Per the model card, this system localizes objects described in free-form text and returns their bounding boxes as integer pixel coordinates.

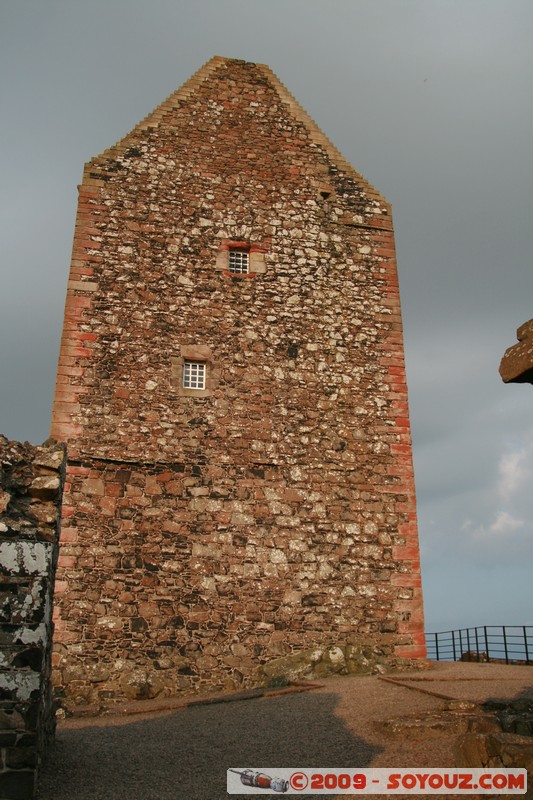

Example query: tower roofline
[88,56,390,210]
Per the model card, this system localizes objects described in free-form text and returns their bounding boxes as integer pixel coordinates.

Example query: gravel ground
[37,662,533,800]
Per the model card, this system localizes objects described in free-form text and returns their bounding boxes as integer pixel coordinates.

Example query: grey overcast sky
[1,0,532,634]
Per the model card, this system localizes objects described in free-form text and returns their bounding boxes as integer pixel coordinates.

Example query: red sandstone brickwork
[51,57,425,707]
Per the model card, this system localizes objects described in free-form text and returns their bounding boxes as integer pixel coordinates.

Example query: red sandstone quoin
[50,56,425,707]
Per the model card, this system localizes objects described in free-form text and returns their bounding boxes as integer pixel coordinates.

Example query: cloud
[459,431,533,559]
[461,510,530,546]
[498,434,533,501]
[419,425,533,575]
[487,511,526,537]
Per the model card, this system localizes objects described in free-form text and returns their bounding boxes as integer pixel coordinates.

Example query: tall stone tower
[51,57,425,707]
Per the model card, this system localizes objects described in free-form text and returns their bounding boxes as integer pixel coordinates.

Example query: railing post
[466,628,472,658]
[503,626,509,664]
[474,627,480,661]
[484,626,490,662]
[452,629,457,661]
[435,632,439,661]
[524,626,530,665]
[459,629,464,659]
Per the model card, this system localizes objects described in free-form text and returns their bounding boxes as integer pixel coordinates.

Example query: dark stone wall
[0,436,65,799]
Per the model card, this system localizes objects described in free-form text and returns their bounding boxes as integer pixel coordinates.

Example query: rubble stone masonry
[50,57,425,709]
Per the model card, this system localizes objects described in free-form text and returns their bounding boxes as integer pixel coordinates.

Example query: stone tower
[50,57,425,707]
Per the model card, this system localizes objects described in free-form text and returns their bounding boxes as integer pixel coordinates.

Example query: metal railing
[425,625,533,664]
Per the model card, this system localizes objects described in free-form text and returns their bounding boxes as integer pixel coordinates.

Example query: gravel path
[37,663,533,800]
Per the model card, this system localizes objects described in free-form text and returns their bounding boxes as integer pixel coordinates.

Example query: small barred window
[228,249,249,274]
[183,361,206,390]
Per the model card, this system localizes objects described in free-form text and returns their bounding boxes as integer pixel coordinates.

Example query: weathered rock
[259,642,391,684]
[500,319,533,383]
[118,668,166,701]
[381,711,499,741]
[456,730,533,772]
[454,694,533,797]
[0,491,11,513]
[28,477,60,501]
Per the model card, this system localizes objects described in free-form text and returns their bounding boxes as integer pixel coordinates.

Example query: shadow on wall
[37,691,383,800]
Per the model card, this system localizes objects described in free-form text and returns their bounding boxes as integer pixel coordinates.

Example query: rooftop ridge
[86,57,389,208]
[88,56,228,166]
[254,61,389,207]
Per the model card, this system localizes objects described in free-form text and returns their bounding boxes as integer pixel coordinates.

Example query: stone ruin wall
[500,319,533,384]
[50,57,425,710]
[0,436,65,800]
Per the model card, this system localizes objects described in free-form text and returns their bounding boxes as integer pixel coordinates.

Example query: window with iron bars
[228,249,249,274]
[183,361,206,390]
